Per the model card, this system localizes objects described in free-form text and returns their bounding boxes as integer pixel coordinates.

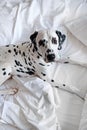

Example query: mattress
[0,0,87,130]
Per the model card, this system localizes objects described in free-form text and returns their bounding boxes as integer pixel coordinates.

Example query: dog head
[30,30,66,63]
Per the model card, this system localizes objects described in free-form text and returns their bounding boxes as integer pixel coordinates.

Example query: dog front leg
[0,63,12,86]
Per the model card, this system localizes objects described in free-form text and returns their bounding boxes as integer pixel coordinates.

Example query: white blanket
[0,0,87,130]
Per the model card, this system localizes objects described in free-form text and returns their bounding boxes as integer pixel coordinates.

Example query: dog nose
[47,54,55,62]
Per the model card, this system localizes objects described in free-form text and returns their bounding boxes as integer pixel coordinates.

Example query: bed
[0,0,87,130]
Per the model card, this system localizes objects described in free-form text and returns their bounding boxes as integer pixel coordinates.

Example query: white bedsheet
[0,0,87,130]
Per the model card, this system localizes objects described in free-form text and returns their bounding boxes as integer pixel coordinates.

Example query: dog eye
[52,37,57,44]
[39,39,47,47]
[42,39,48,44]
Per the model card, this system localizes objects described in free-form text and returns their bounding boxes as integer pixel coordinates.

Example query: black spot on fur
[22,42,27,46]
[26,71,34,75]
[52,37,57,44]
[15,60,23,67]
[46,49,51,53]
[16,69,21,72]
[63,84,66,86]
[37,56,40,59]
[8,50,11,53]
[17,75,22,77]
[51,79,54,82]
[47,64,50,66]
[30,44,32,48]
[3,72,6,75]
[24,58,27,65]
[19,68,23,71]
[14,48,16,51]
[2,68,6,71]
[13,45,16,47]
[26,70,35,75]
[16,69,24,73]
[38,52,42,57]
[22,52,25,57]
[6,45,9,47]
[39,39,46,47]
[33,61,36,63]
[14,48,18,55]
[19,50,21,54]
[55,86,59,88]
[32,66,35,69]
[39,63,45,66]
[33,48,35,53]
[8,73,11,75]
[21,70,25,73]
[26,68,35,75]
[27,68,30,71]
[41,72,46,76]
[28,62,32,66]
[28,57,31,61]
[64,61,69,64]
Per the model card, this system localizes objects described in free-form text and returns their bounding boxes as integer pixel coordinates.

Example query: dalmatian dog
[0,30,66,95]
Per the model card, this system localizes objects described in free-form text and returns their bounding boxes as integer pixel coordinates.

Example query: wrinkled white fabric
[1,77,60,130]
[79,94,87,130]
[0,0,87,130]
[66,16,87,46]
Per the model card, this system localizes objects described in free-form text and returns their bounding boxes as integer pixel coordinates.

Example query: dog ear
[56,30,66,50]
[30,31,38,43]
[56,30,66,43]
